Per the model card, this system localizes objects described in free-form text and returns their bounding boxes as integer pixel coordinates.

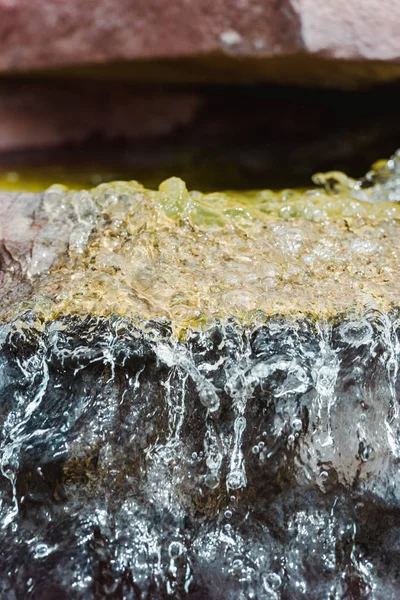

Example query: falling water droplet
[227,415,247,489]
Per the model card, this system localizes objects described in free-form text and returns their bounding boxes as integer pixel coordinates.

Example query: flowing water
[2,154,400,598]
[1,311,400,599]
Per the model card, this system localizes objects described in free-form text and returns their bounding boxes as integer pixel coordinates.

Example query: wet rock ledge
[2,155,400,598]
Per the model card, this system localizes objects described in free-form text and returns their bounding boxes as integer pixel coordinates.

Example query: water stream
[2,153,400,597]
[0,311,400,598]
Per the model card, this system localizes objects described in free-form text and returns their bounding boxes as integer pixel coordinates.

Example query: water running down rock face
[2,154,400,598]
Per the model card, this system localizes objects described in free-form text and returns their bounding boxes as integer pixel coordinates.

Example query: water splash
[0,310,400,597]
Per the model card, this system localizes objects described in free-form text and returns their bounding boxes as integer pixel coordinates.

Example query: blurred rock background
[1,0,400,189]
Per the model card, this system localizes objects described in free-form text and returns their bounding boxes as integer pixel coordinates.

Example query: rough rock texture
[0,0,400,86]
[2,156,400,598]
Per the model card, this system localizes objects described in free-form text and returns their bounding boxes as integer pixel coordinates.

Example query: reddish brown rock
[0,80,203,152]
[0,0,399,85]
[0,0,300,70]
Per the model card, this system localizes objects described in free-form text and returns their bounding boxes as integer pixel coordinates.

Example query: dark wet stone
[1,311,400,598]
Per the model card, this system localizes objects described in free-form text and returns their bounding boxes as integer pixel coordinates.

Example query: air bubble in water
[33,543,52,559]
[263,572,282,593]
[359,442,375,462]
[292,418,302,432]
[168,541,184,558]
[340,320,373,347]
[204,473,220,489]
[227,469,246,490]
[199,386,220,412]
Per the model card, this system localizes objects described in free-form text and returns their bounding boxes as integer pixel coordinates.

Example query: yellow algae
[3,159,400,335]
[0,168,120,192]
